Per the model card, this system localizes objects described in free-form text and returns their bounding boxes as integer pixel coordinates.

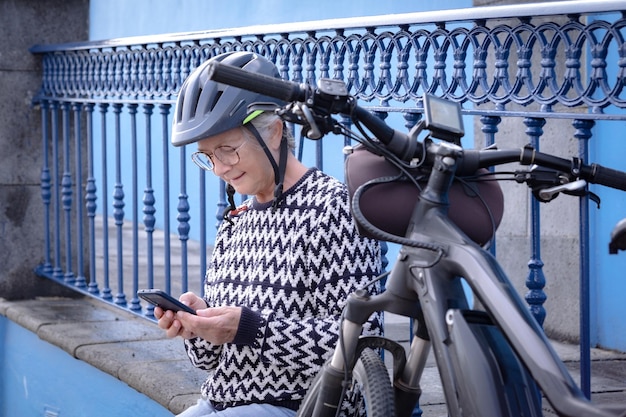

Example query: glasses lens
[213,146,240,166]
[191,152,214,171]
[191,141,245,171]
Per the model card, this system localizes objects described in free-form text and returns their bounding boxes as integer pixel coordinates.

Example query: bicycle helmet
[172,51,289,213]
[171,51,284,147]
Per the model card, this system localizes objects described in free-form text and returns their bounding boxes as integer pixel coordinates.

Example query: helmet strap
[221,183,237,225]
[272,137,289,212]
[244,123,288,211]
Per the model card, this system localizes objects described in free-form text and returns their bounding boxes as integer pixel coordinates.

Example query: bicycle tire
[297,348,395,417]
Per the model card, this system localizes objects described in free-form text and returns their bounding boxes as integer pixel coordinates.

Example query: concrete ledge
[3,296,626,416]
[0,296,204,414]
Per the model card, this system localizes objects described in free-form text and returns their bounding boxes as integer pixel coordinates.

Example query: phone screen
[138,289,196,315]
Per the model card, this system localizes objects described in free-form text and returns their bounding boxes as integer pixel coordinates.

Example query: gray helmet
[171,51,283,147]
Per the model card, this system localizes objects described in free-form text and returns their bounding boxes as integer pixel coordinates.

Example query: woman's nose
[211,158,231,177]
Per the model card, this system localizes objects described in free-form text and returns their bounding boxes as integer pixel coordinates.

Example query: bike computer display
[423,94,465,143]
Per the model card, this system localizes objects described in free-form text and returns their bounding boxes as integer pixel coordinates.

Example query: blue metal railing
[30,0,626,401]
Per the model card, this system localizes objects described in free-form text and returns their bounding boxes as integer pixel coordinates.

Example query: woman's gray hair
[247,112,296,152]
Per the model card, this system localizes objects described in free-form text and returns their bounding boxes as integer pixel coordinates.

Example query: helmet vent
[175,84,186,123]
[189,86,202,118]
[208,90,223,114]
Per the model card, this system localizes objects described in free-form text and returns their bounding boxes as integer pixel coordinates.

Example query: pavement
[1,295,625,416]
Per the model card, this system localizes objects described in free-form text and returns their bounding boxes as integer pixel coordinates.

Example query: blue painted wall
[587,13,626,350]
[590,126,626,350]
[89,0,470,40]
[0,316,172,417]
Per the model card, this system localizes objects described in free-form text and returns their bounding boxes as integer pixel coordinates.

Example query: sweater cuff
[232,306,262,346]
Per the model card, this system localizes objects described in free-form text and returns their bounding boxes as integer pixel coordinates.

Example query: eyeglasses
[191,139,248,171]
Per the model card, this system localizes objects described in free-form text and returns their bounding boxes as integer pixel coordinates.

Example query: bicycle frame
[321,141,610,417]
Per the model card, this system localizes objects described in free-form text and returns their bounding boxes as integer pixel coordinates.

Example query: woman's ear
[266,119,284,150]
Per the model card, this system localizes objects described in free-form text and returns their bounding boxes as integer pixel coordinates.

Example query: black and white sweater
[184,168,382,410]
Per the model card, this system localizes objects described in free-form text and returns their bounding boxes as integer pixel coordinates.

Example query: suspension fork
[393,322,432,417]
[309,316,363,417]
[311,290,372,417]
[311,282,424,416]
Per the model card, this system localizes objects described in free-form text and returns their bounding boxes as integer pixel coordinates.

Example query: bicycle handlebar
[208,60,308,102]
[206,61,626,192]
[459,148,626,191]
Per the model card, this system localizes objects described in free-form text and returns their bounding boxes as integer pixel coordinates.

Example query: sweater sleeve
[232,306,263,345]
[184,337,223,371]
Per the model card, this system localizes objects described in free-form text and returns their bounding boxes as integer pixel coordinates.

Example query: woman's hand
[154,292,206,339]
[176,306,242,345]
[154,292,241,345]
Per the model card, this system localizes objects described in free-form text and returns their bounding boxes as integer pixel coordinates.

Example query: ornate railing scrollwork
[32,5,626,113]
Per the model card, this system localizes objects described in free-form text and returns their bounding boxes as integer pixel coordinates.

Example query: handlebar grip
[206,61,306,103]
[587,163,626,191]
[353,106,417,160]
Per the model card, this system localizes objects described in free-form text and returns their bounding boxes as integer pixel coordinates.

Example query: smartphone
[137,289,196,315]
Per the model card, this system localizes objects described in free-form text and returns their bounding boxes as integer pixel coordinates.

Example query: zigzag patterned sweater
[184,168,382,410]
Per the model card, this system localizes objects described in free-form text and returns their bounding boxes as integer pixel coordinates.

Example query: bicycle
[206,61,626,417]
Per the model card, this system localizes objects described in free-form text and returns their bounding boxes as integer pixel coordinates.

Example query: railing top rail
[30,0,626,53]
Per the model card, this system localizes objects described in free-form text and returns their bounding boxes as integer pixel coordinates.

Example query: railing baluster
[99,103,112,301]
[524,116,548,407]
[524,117,548,327]
[142,103,156,316]
[128,103,141,311]
[574,118,595,399]
[178,147,190,294]
[39,100,53,276]
[51,102,63,282]
[216,181,227,232]
[61,102,75,285]
[73,103,87,289]
[159,103,172,294]
[85,103,99,295]
[112,103,126,306]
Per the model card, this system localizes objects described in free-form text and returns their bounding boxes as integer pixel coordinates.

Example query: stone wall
[472,0,583,341]
[0,0,89,299]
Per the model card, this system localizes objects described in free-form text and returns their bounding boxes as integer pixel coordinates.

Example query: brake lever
[300,104,322,139]
[537,179,587,200]
[515,167,602,207]
[277,102,338,140]
[515,167,568,200]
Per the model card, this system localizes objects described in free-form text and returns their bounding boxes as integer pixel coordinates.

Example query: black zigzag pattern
[185,168,383,405]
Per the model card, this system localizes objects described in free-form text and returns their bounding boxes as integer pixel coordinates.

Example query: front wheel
[297,348,395,417]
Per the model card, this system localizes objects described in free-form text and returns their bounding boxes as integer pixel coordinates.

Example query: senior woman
[155,51,382,417]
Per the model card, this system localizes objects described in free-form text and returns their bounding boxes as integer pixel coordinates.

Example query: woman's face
[196,127,276,203]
